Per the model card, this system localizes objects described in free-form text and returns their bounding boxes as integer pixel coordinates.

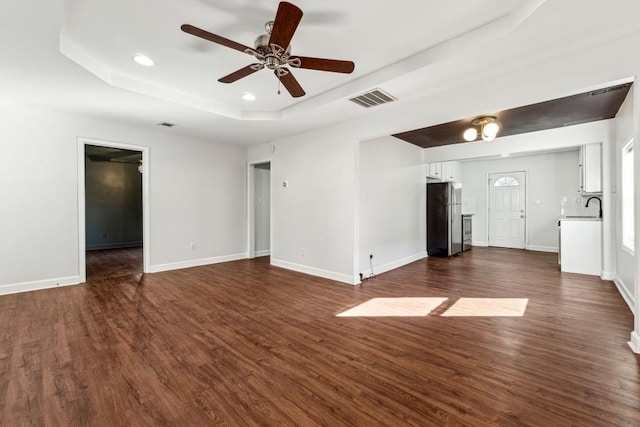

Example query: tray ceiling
[59,0,535,120]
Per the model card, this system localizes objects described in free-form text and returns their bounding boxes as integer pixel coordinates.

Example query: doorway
[488,171,526,249]
[248,161,271,258]
[78,138,150,282]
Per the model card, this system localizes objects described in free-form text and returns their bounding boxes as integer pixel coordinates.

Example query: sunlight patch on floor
[441,298,529,317]
[336,297,448,317]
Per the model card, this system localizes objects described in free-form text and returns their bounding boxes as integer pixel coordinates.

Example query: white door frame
[247,159,272,259]
[486,170,528,249]
[77,137,150,283]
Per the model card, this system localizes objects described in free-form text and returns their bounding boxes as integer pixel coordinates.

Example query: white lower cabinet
[560,220,602,275]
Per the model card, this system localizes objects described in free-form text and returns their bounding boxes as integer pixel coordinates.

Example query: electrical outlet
[301,248,305,257]
[101,232,108,239]
[190,242,196,250]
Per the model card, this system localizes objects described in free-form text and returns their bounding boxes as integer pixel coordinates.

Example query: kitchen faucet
[585,196,602,218]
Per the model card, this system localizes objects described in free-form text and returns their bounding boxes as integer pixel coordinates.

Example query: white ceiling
[2,0,640,146]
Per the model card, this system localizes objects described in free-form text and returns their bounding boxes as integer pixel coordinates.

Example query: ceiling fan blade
[268,2,303,49]
[181,24,252,54]
[276,70,305,98]
[293,56,355,74]
[219,65,262,83]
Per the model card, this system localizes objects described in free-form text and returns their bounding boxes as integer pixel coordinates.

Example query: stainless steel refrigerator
[427,182,462,257]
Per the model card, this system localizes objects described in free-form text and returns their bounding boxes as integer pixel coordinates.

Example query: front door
[488,171,526,249]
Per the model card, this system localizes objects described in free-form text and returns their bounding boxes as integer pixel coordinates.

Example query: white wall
[0,100,247,294]
[614,85,635,308]
[248,137,359,285]
[359,136,427,278]
[459,150,580,251]
[254,164,271,255]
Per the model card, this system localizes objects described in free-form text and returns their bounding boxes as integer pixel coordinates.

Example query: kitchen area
[558,143,603,276]
[425,161,470,258]
[425,142,605,277]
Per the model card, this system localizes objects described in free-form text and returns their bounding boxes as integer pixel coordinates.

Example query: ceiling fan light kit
[181,2,355,98]
[464,116,501,141]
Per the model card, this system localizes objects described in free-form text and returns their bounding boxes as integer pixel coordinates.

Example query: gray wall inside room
[85,146,142,250]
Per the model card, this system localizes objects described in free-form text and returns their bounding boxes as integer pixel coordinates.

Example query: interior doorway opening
[78,138,150,282]
[248,161,271,259]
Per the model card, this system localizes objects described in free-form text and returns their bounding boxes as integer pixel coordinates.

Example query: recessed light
[242,92,256,101]
[132,54,154,67]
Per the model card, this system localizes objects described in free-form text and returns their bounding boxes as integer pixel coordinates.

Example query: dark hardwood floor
[1,248,638,426]
[85,247,143,281]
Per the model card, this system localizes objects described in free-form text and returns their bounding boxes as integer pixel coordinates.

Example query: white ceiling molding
[60,35,248,120]
[3,0,640,145]
[59,0,542,121]
[281,0,547,120]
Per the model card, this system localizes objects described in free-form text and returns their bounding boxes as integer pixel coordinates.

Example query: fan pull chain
[277,74,281,95]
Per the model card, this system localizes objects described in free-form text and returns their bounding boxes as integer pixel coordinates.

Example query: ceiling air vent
[588,88,607,97]
[349,88,397,108]
[588,84,629,97]
[606,84,629,93]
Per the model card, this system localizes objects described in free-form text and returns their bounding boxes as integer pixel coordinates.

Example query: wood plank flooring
[85,247,143,281]
[1,248,638,426]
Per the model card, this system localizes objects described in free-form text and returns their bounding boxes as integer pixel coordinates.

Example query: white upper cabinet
[427,161,461,182]
[427,162,442,179]
[579,143,602,194]
[447,161,461,182]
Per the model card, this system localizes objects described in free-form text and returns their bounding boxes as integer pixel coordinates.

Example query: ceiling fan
[181,1,355,98]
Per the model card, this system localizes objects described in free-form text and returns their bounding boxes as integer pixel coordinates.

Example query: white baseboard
[526,245,558,253]
[255,250,271,257]
[629,331,640,354]
[601,271,615,281]
[472,240,488,247]
[87,242,142,250]
[360,252,428,280]
[0,276,81,296]
[270,259,356,285]
[613,277,635,312]
[148,252,248,273]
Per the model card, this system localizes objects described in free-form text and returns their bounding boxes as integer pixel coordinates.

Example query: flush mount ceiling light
[463,116,501,142]
[242,92,256,101]
[132,54,154,67]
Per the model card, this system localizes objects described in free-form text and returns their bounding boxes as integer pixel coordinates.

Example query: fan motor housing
[254,34,271,53]
[254,34,291,56]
